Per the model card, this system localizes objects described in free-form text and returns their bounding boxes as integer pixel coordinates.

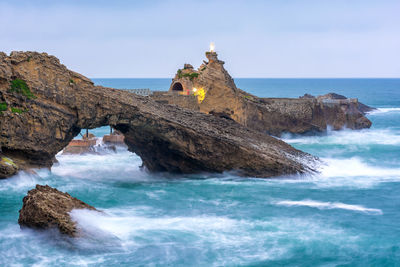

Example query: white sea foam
[320,157,400,178]
[275,199,382,215]
[51,149,146,181]
[70,209,239,240]
[299,157,400,188]
[283,128,400,146]
[368,107,400,114]
[0,171,42,192]
[68,208,359,265]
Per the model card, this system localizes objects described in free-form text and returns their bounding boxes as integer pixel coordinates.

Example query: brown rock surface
[0,51,315,178]
[18,184,97,236]
[0,156,18,178]
[155,51,373,136]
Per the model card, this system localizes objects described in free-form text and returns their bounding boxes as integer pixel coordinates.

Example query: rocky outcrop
[0,156,18,178]
[18,184,97,237]
[0,51,315,178]
[154,51,373,136]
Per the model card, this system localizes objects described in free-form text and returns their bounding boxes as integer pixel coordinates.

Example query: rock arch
[171,82,184,91]
[0,51,314,178]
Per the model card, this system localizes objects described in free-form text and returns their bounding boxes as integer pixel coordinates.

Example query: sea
[1,78,399,266]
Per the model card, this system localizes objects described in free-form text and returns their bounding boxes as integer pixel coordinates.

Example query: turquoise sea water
[1,78,400,266]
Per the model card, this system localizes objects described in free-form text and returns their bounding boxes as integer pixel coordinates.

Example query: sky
[0,0,399,78]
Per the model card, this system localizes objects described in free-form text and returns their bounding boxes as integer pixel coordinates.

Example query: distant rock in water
[0,51,315,178]
[315,92,375,115]
[152,51,374,136]
[18,185,97,237]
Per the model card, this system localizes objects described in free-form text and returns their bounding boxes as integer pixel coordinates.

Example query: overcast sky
[1,0,399,78]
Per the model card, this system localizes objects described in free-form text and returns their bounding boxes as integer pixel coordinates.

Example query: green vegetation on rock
[0,102,7,112]
[69,79,75,84]
[10,79,36,99]
[182,72,199,80]
[11,107,24,114]
[177,70,199,80]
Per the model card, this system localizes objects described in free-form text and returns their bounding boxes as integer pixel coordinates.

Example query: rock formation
[153,51,373,136]
[0,51,315,178]
[0,156,18,178]
[18,184,97,237]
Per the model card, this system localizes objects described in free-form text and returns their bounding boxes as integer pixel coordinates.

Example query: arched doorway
[171,82,183,91]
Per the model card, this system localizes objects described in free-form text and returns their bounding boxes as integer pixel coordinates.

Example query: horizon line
[90,77,400,79]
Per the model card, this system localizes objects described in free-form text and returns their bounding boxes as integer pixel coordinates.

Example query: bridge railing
[125,88,153,96]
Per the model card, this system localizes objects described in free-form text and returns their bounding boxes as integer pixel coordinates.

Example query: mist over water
[1,79,400,266]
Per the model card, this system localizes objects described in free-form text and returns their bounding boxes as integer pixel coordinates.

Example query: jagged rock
[300,93,315,99]
[358,102,375,114]
[0,156,18,178]
[316,92,375,114]
[0,51,315,178]
[318,93,347,100]
[153,51,373,136]
[18,184,97,237]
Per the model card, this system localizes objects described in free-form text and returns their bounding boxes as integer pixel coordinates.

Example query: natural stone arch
[171,82,183,91]
[0,51,313,178]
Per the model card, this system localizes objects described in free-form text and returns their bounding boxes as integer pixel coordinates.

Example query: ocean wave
[52,149,145,181]
[275,199,382,215]
[368,107,400,114]
[320,157,400,178]
[283,128,400,146]
[68,208,359,265]
[0,171,42,192]
[70,209,239,239]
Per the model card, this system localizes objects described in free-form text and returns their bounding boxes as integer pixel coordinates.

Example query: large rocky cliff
[153,52,372,136]
[0,51,315,178]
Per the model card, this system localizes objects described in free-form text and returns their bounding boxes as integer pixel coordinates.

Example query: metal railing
[125,88,152,96]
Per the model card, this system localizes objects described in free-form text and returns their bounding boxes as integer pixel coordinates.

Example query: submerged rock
[18,185,97,237]
[0,51,315,178]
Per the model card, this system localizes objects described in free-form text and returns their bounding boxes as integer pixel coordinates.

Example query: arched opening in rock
[62,126,131,156]
[171,82,184,91]
[54,126,145,180]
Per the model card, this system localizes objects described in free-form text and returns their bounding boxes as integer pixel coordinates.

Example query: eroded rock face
[0,51,315,178]
[18,185,96,236]
[156,52,373,136]
[0,156,18,178]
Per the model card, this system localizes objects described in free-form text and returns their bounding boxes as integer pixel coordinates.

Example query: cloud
[0,0,399,77]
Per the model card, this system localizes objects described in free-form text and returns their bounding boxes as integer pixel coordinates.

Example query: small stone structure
[62,139,97,154]
[169,63,197,95]
[103,131,125,146]
[168,51,225,96]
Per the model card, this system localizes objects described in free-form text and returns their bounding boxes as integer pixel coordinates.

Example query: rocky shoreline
[152,51,373,136]
[0,51,316,179]
[0,50,376,237]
